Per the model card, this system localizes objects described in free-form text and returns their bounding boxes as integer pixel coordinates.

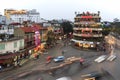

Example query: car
[56,77,72,80]
[94,55,107,63]
[81,71,102,80]
[53,56,65,62]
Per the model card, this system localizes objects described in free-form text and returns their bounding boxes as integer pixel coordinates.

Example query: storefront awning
[0,53,16,59]
[0,59,13,64]
[0,60,5,63]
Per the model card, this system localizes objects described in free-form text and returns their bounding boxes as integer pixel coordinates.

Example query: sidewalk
[19,58,30,66]
[0,58,30,72]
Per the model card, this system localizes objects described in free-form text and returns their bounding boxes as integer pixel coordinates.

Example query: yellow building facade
[4,9,27,20]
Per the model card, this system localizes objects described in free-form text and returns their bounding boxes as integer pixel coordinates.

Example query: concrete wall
[0,39,24,54]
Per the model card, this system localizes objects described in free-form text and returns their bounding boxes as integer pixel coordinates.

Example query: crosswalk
[94,54,117,63]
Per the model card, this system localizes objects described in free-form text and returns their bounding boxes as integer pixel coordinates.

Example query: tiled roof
[9,22,21,25]
[32,24,48,30]
[20,24,48,32]
[0,53,16,60]
[20,27,34,32]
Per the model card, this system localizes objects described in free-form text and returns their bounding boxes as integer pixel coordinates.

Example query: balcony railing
[75,16,101,18]
[74,28,102,31]
[74,22,101,25]
[73,33,102,37]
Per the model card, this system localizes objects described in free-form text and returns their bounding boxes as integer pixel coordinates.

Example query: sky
[0,0,120,21]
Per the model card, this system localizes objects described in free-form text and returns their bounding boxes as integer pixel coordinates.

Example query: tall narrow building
[72,11,103,49]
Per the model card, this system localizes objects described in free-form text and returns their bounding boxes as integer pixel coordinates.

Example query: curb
[0,67,14,73]
[0,58,31,73]
[19,59,29,66]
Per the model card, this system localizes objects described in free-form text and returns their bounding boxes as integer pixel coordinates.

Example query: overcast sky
[0,0,120,21]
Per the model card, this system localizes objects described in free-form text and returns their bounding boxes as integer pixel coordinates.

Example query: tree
[111,21,120,34]
[102,27,111,36]
[113,18,119,22]
[46,30,56,46]
[61,21,73,35]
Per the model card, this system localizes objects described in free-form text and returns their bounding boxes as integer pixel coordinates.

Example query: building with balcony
[0,14,6,25]
[0,37,24,68]
[14,24,48,58]
[14,26,36,56]
[72,11,103,49]
[0,25,14,41]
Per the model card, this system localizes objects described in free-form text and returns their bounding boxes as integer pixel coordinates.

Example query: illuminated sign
[81,16,92,18]
[32,26,41,46]
[34,31,40,46]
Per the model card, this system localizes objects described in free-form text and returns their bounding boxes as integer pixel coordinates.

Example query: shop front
[71,39,97,49]
[0,54,16,68]
[31,43,47,59]
[0,59,13,68]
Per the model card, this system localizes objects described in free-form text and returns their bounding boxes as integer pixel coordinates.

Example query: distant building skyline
[0,0,120,22]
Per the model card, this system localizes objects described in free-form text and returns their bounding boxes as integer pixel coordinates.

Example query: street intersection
[0,40,119,80]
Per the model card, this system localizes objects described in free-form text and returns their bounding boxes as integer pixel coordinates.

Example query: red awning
[0,53,16,59]
[0,60,5,63]
[81,16,92,18]
[46,56,52,61]
[0,59,13,64]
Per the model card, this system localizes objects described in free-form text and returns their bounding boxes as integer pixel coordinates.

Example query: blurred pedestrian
[103,47,106,52]
[0,65,2,70]
[79,58,84,66]
[36,54,39,59]
[46,56,53,64]
[38,78,43,80]
[62,50,64,55]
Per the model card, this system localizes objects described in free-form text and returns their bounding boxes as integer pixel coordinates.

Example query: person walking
[62,50,64,55]
[0,65,2,71]
[79,58,84,66]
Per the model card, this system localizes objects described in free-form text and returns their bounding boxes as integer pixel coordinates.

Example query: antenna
[75,12,77,15]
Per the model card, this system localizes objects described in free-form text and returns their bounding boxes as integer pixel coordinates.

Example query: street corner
[19,59,29,66]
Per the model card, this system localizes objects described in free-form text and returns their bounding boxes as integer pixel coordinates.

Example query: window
[14,42,17,48]
[20,41,23,47]
[0,43,5,50]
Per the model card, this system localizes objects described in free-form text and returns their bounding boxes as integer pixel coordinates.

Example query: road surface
[0,40,118,80]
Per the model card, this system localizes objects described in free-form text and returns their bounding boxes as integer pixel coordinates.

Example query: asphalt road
[0,40,117,80]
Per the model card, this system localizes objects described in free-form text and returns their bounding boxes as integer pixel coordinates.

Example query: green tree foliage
[113,18,119,22]
[46,30,56,45]
[102,27,111,36]
[102,21,120,35]
[101,22,112,36]
[61,21,73,35]
[111,22,120,34]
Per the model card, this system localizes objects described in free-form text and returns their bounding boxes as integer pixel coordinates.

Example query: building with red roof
[14,23,48,58]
